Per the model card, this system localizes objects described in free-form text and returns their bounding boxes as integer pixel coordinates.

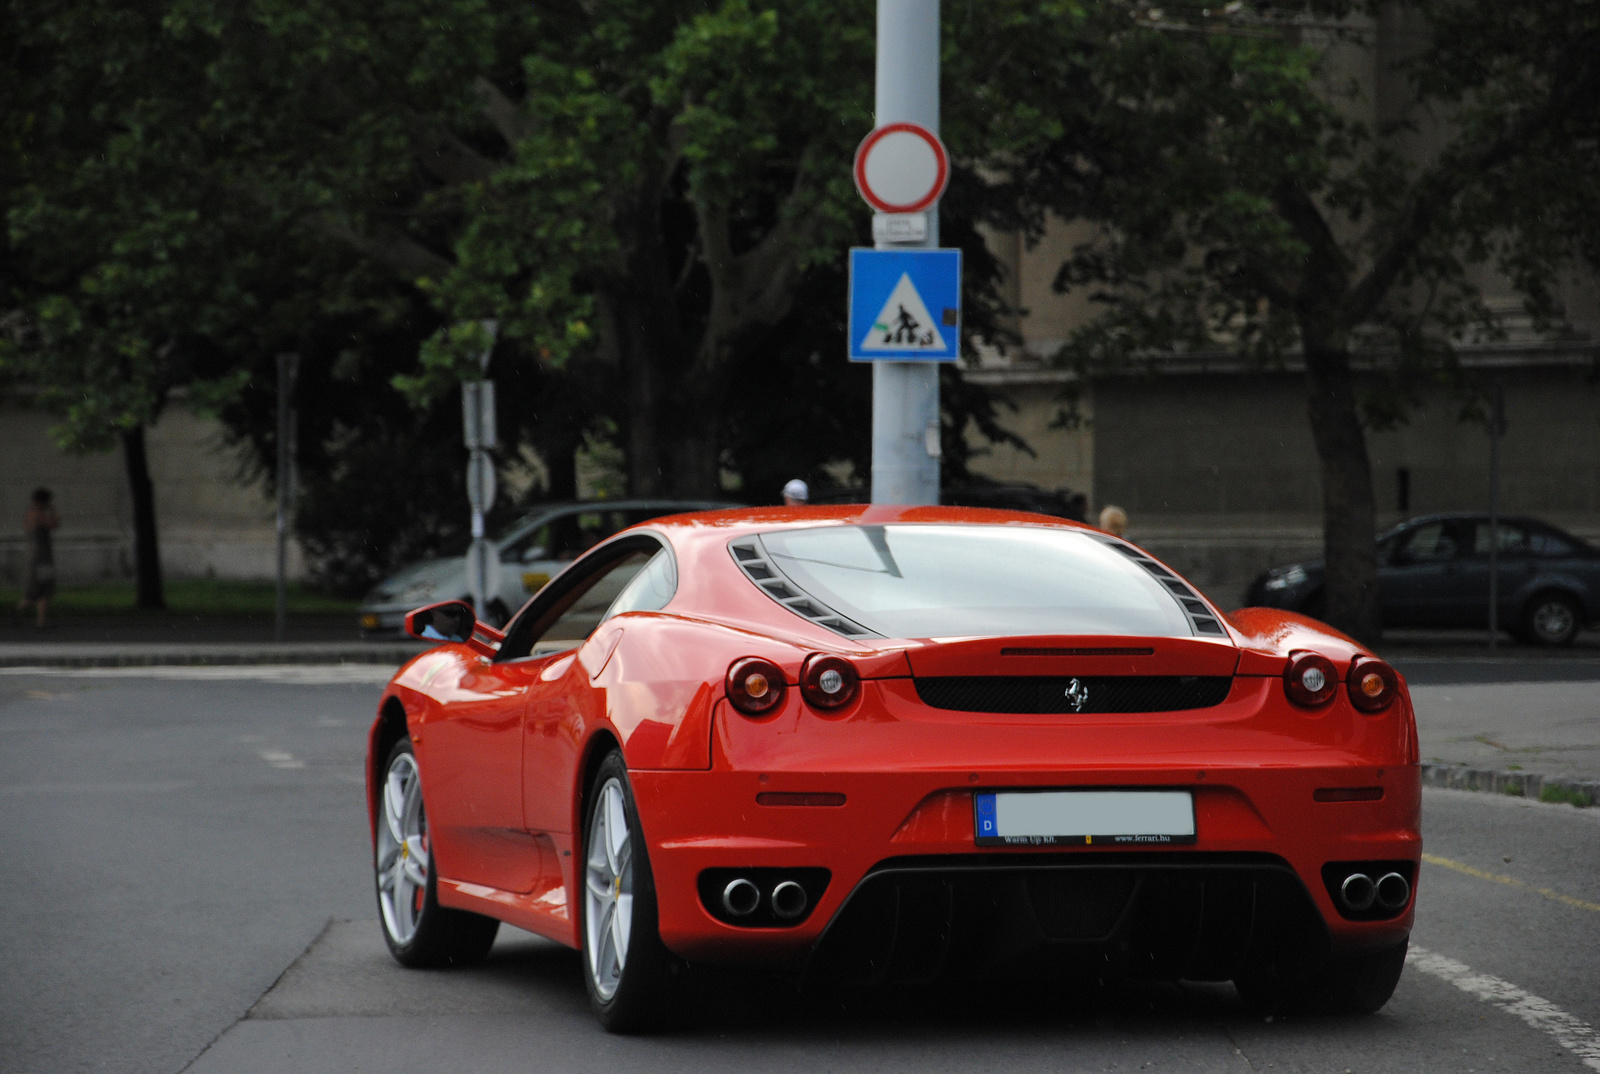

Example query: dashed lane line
[1408,946,1600,1072]
[257,749,306,770]
[1423,852,1600,914]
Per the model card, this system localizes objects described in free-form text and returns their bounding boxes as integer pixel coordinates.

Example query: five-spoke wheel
[581,750,674,1031]
[374,738,498,968]
[377,749,429,945]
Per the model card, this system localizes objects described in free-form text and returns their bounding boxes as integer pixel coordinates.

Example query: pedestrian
[17,487,59,628]
[1098,504,1128,538]
[782,479,809,507]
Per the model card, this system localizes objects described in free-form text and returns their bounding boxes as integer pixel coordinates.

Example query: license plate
[974,790,1195,846]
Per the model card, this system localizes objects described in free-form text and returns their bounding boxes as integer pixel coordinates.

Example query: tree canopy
[1002,0,1600,640]
[7,0,1596,622]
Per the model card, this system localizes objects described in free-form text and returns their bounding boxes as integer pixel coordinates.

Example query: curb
[0,647,423,669]
[1421,762,1598,808]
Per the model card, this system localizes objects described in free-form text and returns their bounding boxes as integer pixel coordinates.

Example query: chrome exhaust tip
[1340,872,1377,912]
[770,880,808,920]
[722,877,761,916]
[1376,871,1411,911]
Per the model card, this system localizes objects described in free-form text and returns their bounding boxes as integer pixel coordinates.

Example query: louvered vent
[728,539,877,638]
[1103,540,1226,637]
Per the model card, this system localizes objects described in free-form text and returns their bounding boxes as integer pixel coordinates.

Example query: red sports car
[367,506,1420,1031]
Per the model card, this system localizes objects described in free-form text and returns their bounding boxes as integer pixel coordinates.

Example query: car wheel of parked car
[1234,940,1407,1015]
[375,739,499,968]
[582,750,675,1032]
[1519,592,1582,646]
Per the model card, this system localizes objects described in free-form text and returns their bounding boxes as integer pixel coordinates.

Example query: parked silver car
[357,500,731,635]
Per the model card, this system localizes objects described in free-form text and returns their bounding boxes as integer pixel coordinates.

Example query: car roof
[639,503,1103,544]
[495,499,736,542]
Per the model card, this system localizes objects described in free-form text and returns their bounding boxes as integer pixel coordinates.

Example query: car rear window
[749,524,1198,639]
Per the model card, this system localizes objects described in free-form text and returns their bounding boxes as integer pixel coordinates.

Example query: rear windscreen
[752,524,1197,638]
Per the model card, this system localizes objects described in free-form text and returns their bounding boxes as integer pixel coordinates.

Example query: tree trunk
[120,426,165,610]
[1301,339,1380,644]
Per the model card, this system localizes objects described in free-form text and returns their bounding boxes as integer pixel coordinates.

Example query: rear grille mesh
[915,675,1232,714]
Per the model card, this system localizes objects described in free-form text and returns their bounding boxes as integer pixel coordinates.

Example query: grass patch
[1539,784,1594,809]
[1503,784,1525,797]
[2,580,357,617]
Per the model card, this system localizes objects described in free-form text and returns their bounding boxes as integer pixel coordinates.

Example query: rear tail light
[726,657,787,716]
[1283,651,1338,707]
[800,655,859,710]
[1347,657,1399,712]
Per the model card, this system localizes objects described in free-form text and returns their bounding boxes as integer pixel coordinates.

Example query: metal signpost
[1487,381,1507,649]
[853,0,952,506]
[463,322,499,622]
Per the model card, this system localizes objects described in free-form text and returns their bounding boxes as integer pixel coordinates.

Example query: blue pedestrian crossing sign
[848,247,961,362]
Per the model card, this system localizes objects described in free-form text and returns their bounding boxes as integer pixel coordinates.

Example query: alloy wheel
[1531,599,1577,644]
[584,777,634,1001]
[376,751,430,945]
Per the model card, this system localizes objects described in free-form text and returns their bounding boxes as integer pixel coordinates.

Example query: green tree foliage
[154,0,1035,500]
[1003,0,1600,641]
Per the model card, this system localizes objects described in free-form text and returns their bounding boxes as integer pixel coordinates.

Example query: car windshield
[752,524,1196,638]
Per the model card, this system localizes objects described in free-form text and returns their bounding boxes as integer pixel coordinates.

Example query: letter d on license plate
[974,790,1196,846]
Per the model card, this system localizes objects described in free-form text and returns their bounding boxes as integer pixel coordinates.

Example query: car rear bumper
[630,759,1420,973]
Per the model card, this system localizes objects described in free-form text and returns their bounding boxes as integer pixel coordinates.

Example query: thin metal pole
[275,353,298,643]
[1487,380,1504,649]
[870,0,941,506]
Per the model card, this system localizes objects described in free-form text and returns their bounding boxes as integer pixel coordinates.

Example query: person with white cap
[782,479,809,506]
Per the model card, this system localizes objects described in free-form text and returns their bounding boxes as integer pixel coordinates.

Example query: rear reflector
[756,792,847,807]
[1314,786,1384,802]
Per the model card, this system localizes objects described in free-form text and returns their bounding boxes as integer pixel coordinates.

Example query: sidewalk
[0,614,425,667]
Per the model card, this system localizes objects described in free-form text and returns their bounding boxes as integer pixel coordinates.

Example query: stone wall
[0,403,300,586]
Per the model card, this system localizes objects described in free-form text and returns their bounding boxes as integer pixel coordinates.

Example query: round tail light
[801,655,860,710]
[726,657,787,717]
[1347,657,1399,712]
[1284,651,1338,707]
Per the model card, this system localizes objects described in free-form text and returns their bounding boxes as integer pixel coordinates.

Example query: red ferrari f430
[366,507,1420,1031]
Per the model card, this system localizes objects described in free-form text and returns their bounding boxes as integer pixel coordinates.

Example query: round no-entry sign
[854,122,949,215]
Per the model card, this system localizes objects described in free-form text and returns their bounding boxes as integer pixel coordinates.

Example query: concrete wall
[0,403,300,586]
[1083,363,1600,604]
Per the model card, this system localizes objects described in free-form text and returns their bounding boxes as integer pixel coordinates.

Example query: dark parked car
[1245,513,1600,646]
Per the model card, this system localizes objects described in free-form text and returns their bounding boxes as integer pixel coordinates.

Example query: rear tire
[581,750,677,1033]
[1518,592,1582,647]
[1234,939,1407,1015]
[375,738,500,968]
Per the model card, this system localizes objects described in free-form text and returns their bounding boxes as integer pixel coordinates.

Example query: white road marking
[257,749,306,770]
[0,665,398,685]
[1408,945,1600,1071]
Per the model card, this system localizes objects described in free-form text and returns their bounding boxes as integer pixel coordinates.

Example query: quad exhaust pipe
[1338,870,1410,913]
[720,876,810,919]
[722,878,761,916]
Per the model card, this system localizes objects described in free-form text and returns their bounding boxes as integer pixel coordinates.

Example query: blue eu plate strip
[975,792,998,839]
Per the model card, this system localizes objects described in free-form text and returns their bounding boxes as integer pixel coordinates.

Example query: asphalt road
[3,668,1598,1074]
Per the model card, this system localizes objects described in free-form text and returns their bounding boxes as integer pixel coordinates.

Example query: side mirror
[521,545,549,563]
[405,600,476,643]
[404,600,504,656]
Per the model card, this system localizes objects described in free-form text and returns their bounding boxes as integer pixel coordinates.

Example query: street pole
[1487,380,1506,649]
[870,0,941,506]
[275,352,299,644]
[464,322,498,622]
